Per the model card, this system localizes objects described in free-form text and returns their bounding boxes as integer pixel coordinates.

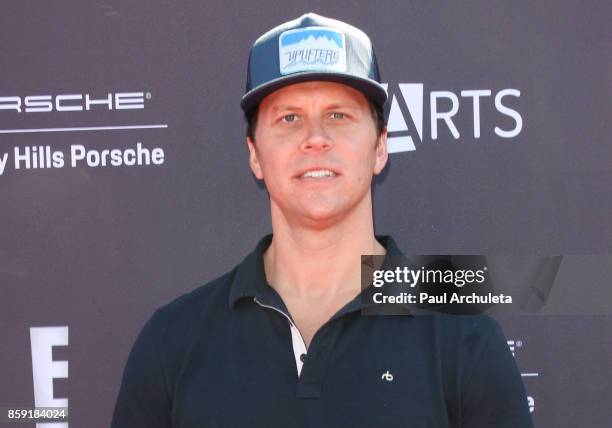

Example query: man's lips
[293,167,340,179]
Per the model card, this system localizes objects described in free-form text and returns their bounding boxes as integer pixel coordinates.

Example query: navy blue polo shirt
[111,234,533,428]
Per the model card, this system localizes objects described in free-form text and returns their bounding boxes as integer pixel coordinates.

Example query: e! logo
[30,326,69,428]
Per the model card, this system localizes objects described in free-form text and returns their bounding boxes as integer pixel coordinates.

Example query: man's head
[241,13,388,227]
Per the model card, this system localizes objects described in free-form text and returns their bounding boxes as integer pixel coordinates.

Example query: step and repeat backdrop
[1,1,610,427]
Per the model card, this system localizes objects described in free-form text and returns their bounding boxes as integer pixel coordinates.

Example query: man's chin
[295,206,347,229]
[271,195,365,229]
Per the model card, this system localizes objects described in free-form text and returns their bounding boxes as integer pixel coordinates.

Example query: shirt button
[300,353,306,362]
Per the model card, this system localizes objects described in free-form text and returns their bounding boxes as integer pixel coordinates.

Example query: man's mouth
[299,169,337,179]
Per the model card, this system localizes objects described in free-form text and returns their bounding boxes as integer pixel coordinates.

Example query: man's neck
[263,202,386,300]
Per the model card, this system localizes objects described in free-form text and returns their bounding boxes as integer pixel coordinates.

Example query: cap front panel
[278,26,347,75]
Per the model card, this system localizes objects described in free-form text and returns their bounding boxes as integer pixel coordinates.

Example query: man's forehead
[261,81,368,110]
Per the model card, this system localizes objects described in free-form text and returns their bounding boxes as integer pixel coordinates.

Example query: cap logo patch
[278,26,347,75]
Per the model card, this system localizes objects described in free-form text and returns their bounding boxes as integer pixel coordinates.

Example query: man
[111,12,533,427]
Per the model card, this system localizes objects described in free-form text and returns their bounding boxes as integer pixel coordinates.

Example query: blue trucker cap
[240,12,387,113]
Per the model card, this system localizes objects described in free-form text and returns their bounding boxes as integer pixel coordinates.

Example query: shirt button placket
[295,323,340,399]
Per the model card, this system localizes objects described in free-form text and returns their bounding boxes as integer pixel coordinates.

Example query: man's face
[246,81,388,227]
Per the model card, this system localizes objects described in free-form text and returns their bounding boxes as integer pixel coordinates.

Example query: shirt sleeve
[111,311,172,428]
[460,318,534,428]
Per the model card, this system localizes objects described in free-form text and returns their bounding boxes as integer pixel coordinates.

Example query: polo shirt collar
[228,233,410,317]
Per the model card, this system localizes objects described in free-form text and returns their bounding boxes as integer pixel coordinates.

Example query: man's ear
[373,128,388,175]
[246,137,264,180]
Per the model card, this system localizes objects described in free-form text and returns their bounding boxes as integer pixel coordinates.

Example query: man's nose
[299,119,333,153]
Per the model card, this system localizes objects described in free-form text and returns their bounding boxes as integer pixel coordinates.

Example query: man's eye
[281,114,297,123]
[330,112,345,119]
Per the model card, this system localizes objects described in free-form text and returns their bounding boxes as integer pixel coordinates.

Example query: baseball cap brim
[240,71,388,113]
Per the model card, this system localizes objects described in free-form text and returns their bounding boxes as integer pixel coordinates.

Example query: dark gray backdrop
[1,1,611,427]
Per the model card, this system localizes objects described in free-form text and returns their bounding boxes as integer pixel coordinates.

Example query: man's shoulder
[424,313,507,361]
[435,313,503,342]
[426,313,515,385]
[142,235,267,336]
[149,265,239,332]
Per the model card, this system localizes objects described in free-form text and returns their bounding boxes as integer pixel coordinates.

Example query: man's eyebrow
[324,102,361,111]
[272,105,303,112]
